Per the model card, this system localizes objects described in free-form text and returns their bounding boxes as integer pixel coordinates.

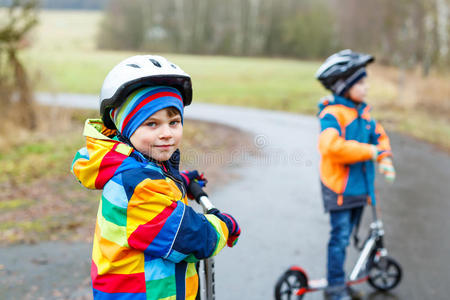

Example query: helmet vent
[171,64,177,69]
[126,63,141,68]
[149,59,162,67]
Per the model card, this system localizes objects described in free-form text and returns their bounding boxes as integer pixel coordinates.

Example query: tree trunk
[9,49,36,130]
[435,0,449,63]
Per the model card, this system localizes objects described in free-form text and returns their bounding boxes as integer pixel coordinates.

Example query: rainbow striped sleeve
[121,168,227,262]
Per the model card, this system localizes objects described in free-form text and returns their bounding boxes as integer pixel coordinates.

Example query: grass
[0,198,33,212]
[0,107,97,244]
[25,49,324,114]
[21,10,324,113]
[0,131,83,183]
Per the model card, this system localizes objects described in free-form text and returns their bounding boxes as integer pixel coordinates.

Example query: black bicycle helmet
[100,55,192,129]
[315,49,374,95]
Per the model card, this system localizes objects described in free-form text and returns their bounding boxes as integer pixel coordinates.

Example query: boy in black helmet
[315,50,395,300]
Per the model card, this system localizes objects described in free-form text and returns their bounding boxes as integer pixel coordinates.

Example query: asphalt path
[1,94,449,299]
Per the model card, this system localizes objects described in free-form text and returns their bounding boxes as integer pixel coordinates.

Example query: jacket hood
[318,94,370,116]
[71,119,136,190]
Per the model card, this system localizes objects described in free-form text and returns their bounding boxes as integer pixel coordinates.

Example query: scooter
[274,204,402,299]
[189,180,217,300]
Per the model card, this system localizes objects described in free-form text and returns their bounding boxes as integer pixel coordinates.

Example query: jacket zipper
[160,163,186,201]
[356,105,371,198]
[133,150,186,201]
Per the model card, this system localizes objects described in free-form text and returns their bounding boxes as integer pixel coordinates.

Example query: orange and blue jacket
[318,95,392,211]
[71,119,229,300]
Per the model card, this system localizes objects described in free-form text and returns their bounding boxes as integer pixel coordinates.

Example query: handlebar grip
[188,180,208,203]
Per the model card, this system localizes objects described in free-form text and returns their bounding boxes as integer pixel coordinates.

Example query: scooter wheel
[274,269,307,300]
[368,256,402,291]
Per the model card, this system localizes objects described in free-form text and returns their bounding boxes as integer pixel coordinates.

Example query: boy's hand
[181,170,207,199]
[378,157,396,183]
[371,145,390,162]
[209,209,241,247]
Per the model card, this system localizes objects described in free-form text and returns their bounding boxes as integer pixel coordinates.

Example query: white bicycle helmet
[315,49,374,95]
[100,55,192,129]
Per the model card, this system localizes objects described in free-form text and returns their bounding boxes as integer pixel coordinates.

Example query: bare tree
[0,0,39,130]
[436,0,449,66]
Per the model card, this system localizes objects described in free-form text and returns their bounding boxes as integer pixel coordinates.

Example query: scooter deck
[296,276,369,296]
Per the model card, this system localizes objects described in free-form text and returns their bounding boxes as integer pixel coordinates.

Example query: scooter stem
[198,195,215,212]
[371,204,379,223]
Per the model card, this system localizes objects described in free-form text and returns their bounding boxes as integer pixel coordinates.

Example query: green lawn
[26,49,326,114]
[24,9,402,113]
[24,10,395,114]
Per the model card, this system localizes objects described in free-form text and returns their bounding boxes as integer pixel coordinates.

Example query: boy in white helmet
[315,50,395,300]
[72,55,240,300]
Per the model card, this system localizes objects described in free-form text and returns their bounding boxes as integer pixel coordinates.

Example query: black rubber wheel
[274,269,308,300]
[368,256,402,291]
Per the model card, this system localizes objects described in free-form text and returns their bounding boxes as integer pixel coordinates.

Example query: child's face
[348,77,368,103]
[130,108,183,162]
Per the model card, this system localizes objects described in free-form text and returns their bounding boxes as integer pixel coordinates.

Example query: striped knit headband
[110,86,184,139]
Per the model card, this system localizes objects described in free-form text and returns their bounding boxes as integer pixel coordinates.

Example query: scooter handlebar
[188,180,215,212]
[188,180,208,200]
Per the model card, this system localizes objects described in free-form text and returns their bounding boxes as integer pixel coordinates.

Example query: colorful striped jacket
[318,95,392,211]
[71,119,229,300]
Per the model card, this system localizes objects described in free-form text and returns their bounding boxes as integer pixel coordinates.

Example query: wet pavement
[1,96,449,299]
[0,242,92,300]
